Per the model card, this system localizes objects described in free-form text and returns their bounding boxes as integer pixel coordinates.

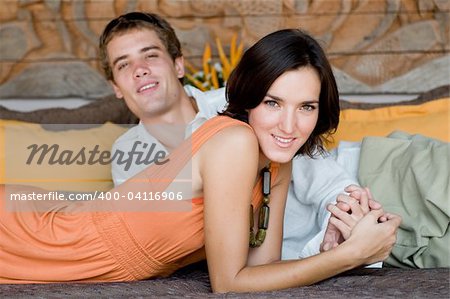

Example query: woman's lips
[272,134,296,148]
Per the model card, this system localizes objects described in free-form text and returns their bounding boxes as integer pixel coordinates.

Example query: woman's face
[248,66,321,164]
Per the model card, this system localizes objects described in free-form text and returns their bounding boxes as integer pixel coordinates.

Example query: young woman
[0,27,400,291]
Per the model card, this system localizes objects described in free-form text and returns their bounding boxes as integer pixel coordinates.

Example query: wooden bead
[258,204,270,230]
[256,229,266,244]
[262,168,271,196]
[249,231,256,247]
[249,166,271,247]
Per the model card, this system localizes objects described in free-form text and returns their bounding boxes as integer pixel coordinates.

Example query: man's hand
[320,192,366,251]
[320,217,343,252]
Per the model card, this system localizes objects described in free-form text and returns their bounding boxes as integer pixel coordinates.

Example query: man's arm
[282,152,357,259]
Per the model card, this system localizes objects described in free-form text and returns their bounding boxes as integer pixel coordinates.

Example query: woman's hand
[320,185,387,252]
[343,209,401,265]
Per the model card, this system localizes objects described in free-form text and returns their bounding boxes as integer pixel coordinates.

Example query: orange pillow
[327,97,449,149]
[0,120,127,191]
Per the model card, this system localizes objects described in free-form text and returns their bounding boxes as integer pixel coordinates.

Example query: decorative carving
[0,0,448,98]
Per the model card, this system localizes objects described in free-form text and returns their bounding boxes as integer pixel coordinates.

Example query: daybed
[0,85,448,297]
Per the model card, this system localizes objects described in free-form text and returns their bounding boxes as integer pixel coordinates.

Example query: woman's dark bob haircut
[222,29,340,157]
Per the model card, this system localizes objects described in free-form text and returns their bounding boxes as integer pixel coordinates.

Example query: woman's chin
[265,152,296,164]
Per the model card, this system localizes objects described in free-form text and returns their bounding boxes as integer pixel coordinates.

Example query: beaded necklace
[249,166,271,247]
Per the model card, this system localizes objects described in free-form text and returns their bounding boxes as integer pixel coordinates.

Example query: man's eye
[117,62,128,71]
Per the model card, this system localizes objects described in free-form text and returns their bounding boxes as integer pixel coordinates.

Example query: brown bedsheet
[1,261,448,298]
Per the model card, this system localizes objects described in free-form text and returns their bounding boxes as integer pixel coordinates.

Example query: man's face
[107,28,185,121]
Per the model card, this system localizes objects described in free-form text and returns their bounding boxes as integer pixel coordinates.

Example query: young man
[98,12,226,185]
[100,12,372,259]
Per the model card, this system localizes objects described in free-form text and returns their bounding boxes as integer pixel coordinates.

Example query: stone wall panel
[0,0,448,98]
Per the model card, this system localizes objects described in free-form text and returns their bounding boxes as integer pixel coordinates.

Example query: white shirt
[111,85,227,186]
[281,150,358,260]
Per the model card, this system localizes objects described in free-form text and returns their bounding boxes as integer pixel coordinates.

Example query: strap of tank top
[190,116,251,156]
[121,116,251,195]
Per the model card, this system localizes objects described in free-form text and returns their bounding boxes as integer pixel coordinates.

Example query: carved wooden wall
[0,0,448,99]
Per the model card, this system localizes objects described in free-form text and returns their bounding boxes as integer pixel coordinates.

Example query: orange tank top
[0,116,279,283]
[91,116,280,280]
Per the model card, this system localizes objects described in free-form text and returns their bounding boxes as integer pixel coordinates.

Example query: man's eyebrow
[111,46,162,68]
[112,54,128,68]
[140,46,161,53]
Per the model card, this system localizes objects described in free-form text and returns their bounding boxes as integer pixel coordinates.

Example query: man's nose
[134,63,151,78]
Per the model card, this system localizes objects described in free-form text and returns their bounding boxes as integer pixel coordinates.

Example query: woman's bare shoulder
[198,123,259,173]
[203,123,258,155]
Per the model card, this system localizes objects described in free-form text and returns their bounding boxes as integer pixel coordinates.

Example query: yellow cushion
[0,120,127,191]
[327,97,450,149]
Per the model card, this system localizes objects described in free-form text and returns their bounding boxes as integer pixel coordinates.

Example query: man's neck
[141,93,197,126]
[140,92,199,151]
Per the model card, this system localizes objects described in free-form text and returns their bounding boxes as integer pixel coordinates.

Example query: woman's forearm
[213,242,358,293]
[211,208,401,293]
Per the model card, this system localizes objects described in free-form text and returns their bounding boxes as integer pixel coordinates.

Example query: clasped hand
[320,185,401,264]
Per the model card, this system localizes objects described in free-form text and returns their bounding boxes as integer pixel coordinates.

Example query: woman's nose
[278,111,295,134]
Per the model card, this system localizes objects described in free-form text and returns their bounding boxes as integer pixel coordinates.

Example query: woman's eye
[301,104,317,111]
[264,100,279,107]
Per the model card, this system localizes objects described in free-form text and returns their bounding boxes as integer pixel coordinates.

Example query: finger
[328,216,351,239]
[350,189,369,214]
[336,193,357,204]
[365,188,385,211]
[336,201,350,212]
[378,210,391,223]
[384,213,402,226]
[336,195,364,218]
[365,187,373,201]
[368,199,382,210]
[327,204,357,226]
[344,185,370,214]
[322,222,340,242]
[366,208,386,222]
[378,215,388,222]
[321,241,332,252]
[377,216,401,241]
[376,211,388,223]
[365,188,382,210]
[344,184,362,193]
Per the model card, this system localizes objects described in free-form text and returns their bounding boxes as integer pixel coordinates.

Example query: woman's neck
[258,151,271,172]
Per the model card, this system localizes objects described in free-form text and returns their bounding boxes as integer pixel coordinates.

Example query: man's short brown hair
[99,12,182,81]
